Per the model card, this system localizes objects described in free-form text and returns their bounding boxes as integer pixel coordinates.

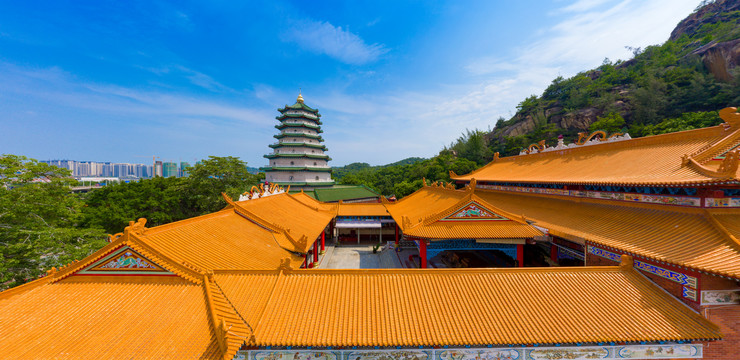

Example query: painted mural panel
[344,350,431,360]
[250,350,341,360]
[441,202,508,221]
[475,185,706,207]
[436,348,521,360]
[615,344,701,358]
[701,289,740,305]
[524,347,610,360]
[77,246,172,275]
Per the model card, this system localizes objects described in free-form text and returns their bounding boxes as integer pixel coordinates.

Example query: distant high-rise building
[162,162,177,178]
[154,161,163,177]
[180,162,191,177]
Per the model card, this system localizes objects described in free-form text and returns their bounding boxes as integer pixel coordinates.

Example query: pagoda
[262,93,335,190]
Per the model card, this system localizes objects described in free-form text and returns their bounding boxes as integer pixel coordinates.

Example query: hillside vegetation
[334,0,740,196]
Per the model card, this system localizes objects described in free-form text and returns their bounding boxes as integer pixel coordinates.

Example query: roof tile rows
[453,108,740,186]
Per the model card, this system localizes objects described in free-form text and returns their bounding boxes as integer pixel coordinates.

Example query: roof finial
[297,89,304,103]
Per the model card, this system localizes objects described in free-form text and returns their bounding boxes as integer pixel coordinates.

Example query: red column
[313,240,319,266]
[420,239,427,268]
[320,231,326,255]
[517,244,524,267]
[301,254,307,268]
[550,243,558,263]
[395,224,399,245]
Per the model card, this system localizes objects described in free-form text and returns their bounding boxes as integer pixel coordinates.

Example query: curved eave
[276,114,322,124]
[260,166,333,172]
[454,178,740,187]
[273,133,324,141]
[278,102,320,114]
[275,123,323,132]
[264,154,332,160]
[269,143,327,150]
[270,181,336,186]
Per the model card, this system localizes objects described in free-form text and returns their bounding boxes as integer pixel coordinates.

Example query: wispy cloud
[282,19,388,65]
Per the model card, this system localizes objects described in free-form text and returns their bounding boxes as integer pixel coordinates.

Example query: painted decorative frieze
[701,289,740,305]
[442,202,508,221]
[587,246,698,290]
[238,345,702,360]
[614,344,701,358]
[437,349,521,360]
[682,287,698,301]
[525,347,609,360]
[77,246,172,275]
[476,185,708,208]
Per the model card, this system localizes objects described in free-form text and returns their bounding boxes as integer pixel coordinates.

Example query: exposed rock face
[500,115,536,137]
[669,0,740,41]
[558,108,599,130]
[693,39,740,81]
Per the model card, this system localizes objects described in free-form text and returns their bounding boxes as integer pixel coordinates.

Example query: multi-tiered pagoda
[262,93,335,190]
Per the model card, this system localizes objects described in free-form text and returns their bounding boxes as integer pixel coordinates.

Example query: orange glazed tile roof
[235,193,335,253]
[0,276,224,359]
[386,185,542,240]
[214,258,720,348]
[452,107,740,186]
[472,188,740,279]
[337,202,390,217]
[137,209,305,271]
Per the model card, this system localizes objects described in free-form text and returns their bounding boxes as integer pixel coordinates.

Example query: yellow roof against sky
[214,259,720,348]
[453,108,740,185]
[474,189,740,279]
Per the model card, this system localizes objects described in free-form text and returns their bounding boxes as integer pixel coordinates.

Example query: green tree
[0,155,107,290]
[589,112,626,133]
[80,176,188,234]
[183,156,261,214]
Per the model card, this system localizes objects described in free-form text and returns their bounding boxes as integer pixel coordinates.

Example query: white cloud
[282,19,388,65]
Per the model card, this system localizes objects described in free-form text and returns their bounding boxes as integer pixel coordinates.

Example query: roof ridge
[453,125,729,181]
[703,210,740,252]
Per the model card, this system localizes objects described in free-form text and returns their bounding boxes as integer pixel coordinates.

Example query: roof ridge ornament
[123,218,147,237]
[620,254,634,269]
[720,107,739,127]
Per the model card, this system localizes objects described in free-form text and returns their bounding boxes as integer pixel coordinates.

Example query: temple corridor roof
[452,107,740,186]
[214,257,719,348]
[473,188,740,279]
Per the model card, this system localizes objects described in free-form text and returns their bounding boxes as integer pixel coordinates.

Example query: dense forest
[333,0,740,195]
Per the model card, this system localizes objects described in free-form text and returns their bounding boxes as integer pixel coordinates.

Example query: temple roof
[214,258,720,348]
[386,184,542,240]
[336,202,390,217]
[473,188,740,279]
[453,107,740,186]
[234,193,335,253]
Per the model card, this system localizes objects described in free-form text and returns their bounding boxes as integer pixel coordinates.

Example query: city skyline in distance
[1,0,702,166]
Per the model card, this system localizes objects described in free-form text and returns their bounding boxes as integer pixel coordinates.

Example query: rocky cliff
[487,0,740,152]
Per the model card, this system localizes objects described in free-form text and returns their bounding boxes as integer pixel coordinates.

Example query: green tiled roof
[268,142,327,150]
[312,185,380,202]
[278,101,319,114]
[273,133,323,141]
[275,123,322,131]
[276,113,322,124]
[260,166,332,172]
[264,154,331,160]
[272,180,335,186]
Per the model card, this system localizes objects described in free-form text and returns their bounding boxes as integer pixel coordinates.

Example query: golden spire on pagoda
[297,90,304,103]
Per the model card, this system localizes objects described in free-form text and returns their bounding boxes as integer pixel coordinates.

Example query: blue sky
[0,0,701,166]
